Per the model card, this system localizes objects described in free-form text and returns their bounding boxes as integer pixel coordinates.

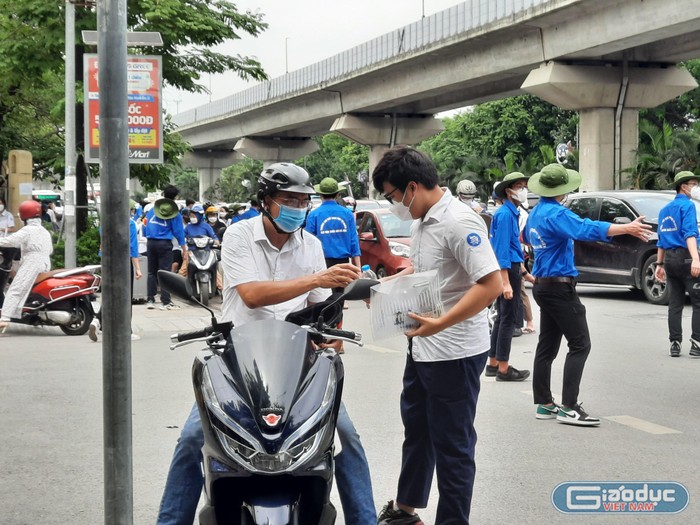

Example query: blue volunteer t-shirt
[523,197,610,277]
[657,193,700,249]
[305,200,360,259]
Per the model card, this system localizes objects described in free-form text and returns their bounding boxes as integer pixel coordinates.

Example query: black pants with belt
[532,279,591,408]
[665,247,700,343]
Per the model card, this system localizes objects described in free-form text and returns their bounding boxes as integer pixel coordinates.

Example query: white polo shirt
[410,188,499,362]
[221,216,331,325]
[0,209,15,237]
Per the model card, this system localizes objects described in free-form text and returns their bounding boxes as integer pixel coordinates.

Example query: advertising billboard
[84,54,163,164]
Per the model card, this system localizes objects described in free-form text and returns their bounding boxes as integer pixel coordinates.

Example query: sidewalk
[130,295,222,334]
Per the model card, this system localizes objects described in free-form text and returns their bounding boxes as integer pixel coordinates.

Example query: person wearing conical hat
[486,172,532,382]
[143,184,187,310]
[523,164,651,427]
[655,171,700,358]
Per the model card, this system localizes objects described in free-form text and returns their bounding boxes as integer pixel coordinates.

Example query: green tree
[419,95,577,199]
[209,157,263,203]
[302,134,369,197]
[0,0,268,188]
[627,120,700,189]
[173,168,200,201]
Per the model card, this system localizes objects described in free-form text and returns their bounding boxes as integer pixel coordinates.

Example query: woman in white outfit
[0,200,53,333]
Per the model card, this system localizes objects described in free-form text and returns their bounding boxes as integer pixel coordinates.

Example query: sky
[163,0,464,115]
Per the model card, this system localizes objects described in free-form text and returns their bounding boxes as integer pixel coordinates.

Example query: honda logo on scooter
[261,411,282,427]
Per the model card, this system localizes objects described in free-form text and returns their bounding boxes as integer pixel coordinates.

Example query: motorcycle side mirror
[341,278,379,301]
[157,270,217,322]
[315,279,378,329]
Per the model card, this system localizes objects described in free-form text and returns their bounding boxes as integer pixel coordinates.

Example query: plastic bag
[370,269,443,340]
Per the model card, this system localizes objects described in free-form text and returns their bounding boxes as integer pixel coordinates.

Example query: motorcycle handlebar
[171,326,214,344]
[170,321,234,345]
[322,328,361,342]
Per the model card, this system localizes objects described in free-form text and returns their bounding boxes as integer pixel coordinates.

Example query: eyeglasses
[383,187,400,204]
[273,197,311,209]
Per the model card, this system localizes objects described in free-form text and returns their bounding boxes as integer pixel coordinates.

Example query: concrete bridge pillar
[330,114,444,198]
[522,62,697,190]
[234,137,319,168]
[182,150,243,200]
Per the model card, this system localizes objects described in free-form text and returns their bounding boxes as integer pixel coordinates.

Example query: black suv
[563,190,700,305]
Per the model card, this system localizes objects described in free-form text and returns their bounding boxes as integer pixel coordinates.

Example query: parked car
[355,209,412,277]
[354,199,390,212]
[562,190,700,305]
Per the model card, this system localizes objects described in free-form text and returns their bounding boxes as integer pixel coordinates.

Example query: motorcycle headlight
[203,365,337,473]
[389,241,410,258]
[193,237,209,248]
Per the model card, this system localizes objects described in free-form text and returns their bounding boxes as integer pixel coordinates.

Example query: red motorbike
[14,264,101,336]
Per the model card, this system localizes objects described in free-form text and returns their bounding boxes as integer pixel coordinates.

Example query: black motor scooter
[185,236,219,306]
[158,271,375,525]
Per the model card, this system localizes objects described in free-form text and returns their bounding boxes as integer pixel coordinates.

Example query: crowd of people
[3,149,700,525]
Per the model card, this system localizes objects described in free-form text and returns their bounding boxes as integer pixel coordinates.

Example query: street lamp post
[285,37,290,74]
[64,0,77,268]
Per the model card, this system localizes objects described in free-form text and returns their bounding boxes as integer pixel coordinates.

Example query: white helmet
[456,179,477,198]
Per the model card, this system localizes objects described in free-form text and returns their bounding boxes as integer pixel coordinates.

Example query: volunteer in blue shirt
[523,164,651,427]
[305,177,361,270]
[487,172,532,381]
[184,205,220,243]
[654,171,700,358]
[231,198,261,224]
[144,194,187,310]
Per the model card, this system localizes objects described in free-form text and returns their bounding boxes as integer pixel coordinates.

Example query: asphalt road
[1,284,698,524]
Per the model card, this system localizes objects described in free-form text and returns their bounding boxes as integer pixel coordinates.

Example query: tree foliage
[0,0,268,188]
[419,96,577,197]
[302,134,370,198]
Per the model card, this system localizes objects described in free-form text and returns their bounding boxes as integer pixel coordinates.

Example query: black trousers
[397,348,486,525]
[147,238,174,304]
[532,281,591,407]
[489,263,522,361]
[665,247,700,342]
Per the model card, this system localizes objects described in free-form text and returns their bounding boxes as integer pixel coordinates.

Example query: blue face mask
[272,203,307,233]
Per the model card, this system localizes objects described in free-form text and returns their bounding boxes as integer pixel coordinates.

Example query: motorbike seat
[34,269,65,283]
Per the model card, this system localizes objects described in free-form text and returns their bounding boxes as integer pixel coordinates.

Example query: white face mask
[389,186,416,221]
[207,216,217,223]
[0,205,4,213]
[691,186,700,201]
[190,217,198,224]
[510,187,529,209]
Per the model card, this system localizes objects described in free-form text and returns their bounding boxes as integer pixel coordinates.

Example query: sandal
[522,327,536,334]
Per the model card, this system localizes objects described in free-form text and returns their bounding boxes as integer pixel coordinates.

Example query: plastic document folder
[370,269,443,340]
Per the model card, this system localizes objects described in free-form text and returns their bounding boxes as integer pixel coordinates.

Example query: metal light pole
[64,0,77,267]
[285,37,290,73]
[97,0,133,523]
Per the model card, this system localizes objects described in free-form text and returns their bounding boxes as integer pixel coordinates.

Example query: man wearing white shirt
[373,147,502,525]
[156,163,376,525]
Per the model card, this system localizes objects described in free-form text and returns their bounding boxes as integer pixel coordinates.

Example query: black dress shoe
[512,328,523,337]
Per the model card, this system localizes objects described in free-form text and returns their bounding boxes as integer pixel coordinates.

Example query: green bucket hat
[314,177,342,195]
[494,171,530,199]
[153,198,179,220]
[528,164,582,197]
[672,171,698,189]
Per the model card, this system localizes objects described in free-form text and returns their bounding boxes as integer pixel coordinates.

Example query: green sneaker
[536,403,559,420]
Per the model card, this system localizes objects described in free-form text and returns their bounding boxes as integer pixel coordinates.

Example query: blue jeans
[156,402,376,525]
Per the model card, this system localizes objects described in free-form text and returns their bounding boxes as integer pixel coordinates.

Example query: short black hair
[185,198,195,206]
[372,146,438,193]
[162,184,180,200]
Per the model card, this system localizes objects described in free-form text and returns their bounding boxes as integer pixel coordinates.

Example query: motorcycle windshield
[225,320,316,431]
